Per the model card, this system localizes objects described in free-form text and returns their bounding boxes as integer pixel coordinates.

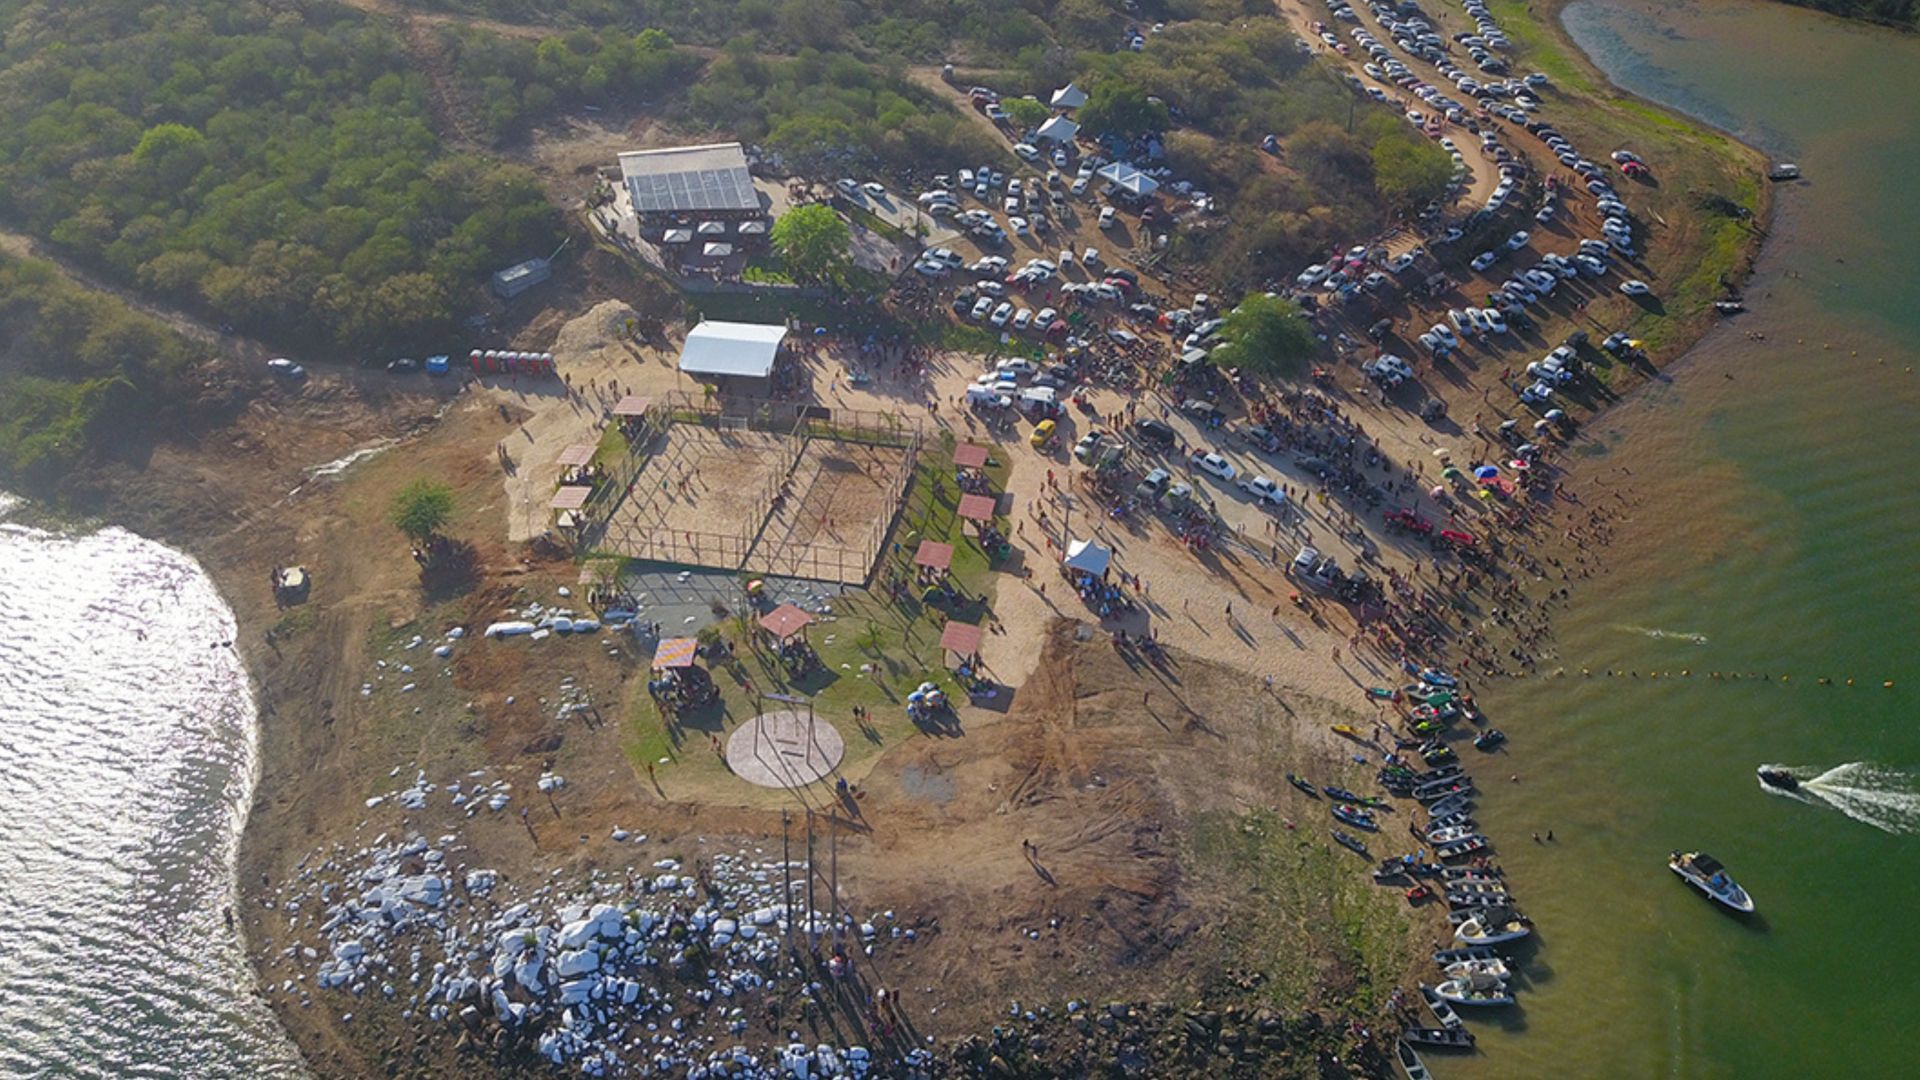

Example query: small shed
[678,321,788,395]
[492,258,552,300]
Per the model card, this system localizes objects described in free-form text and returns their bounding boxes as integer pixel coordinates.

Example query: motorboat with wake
[1668,850,1755,914]
[1433,972,1514,1007]
[1756,767,1799,793]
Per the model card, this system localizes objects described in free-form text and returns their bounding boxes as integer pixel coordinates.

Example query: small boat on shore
[1473,729,1505,750]
[1668,850,1756,914]
[1768,162,1801,181]
[1440,866,1502,883]
[1444,957,1511,981]
[1332,830,1370,856]
[1756,767,1799,793]
[1287,773,1320,797]
[1436,835,1489,859]
[1414,667,1459,688]
[1324,785,1366,803]
[1426,793,1473,819]
[1433,945,1501,965]
[1446,880,1509,900]
[1401,1025,1475,1050]
[1434,972,1514,1007]
[1455,911,1532,945]
[1419,984,1466,1029]
[1426,825,1477,844]
[1396,1039,1434,1080]
[1332,724,1367,741]
[1333,804,1379,830]
[1426,811,1475,832]
[1713,300,1746,315]
[1414,778,1475,802]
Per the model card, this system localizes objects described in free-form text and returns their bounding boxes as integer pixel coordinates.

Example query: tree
[1371,134,1455,207]
[1001,96,1049,130]
[1078,81,1169,140]
[770,204,851,284]
[390,479,454,545]
[1209,294,1318,379]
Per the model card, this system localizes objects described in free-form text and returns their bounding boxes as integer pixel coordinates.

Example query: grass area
[621,449,1012,793]
[354,609,485,801]
[1186,807,1412,1013]
[591,424,630,470]
[268,606,318,641]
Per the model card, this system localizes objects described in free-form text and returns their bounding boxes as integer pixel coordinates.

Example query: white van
[966,386,1011,407]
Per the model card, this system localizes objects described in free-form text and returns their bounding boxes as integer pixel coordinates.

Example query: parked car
[1188,451,1238,481]
[1619,279,1652,296]
[1132,417,1176,447]
[1238,475,1286,505]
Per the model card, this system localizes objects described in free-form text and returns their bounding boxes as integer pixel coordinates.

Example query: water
[0,508,306,1078]
[1446,1,1920,1076]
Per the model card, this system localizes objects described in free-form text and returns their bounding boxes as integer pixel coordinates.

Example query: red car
[1438,529,1477,549]
[1384,509,1434,535]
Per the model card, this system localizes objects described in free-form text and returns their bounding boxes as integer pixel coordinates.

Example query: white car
[1431,323,1459,348]
[996,358,1037,378]
[862,181,886,199]
[1003,196,1022,214]
[1034,307,1059,330]
[1009,216,1030,236]
[1098,206,1117,228]
[1058,249,1075,267]
[1013,142,1041,162]
[970,295,995,320]
[1506,230,1530,250]
[1239,476,1287,505]
[925,247,962,268]
[1471,251,1499,272]
[1012,308,1033,330]
[911,258,948,277]
[989,302,1013,327]
[1297,263,1332,287]
[1448,308,1477,337]
[1620,279,1652,296]
[1481,307,1510,334]
[1190,452,1238,481]
[1386,252,1417,274]
[970,255,1008,275]
[1082,247,1101,266]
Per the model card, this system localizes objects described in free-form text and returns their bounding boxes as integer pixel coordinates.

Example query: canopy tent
[661,228,694,244]
[1050,82,1088,110]
[652,637,699,669]
[913,540,954,572]
[956,493,998,523]
[613,395,651,417]
[556,444,597,467]
[736,219,768,236]
[939,619,985,663]
[952,443,991,469]
[757,603,814,642]
[1062,538,1112,577]
[1035,115,1080,144]
[1096,162,1160,198]
[549,485,592,511]
[702,242,734,257]
[678,321,788,380]
[696,220,727,235]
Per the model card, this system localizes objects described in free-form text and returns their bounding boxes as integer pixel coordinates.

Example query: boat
[1426,824,1477,844]
[1413,777,1475,801]
[1332,830,1370,855]
[1426,811,1475,831]
[1422,744,1458,767]
[1446,879,1508,898]
[1756,767,1799,793]
[1444,957,1511,981]
[1473,729,1506,750]
[1713,300,1746,315]
[1440,866,1502,883]
[1415,667,1459,688]
[1323,785,1366,803]
[1401,1026,1475,1050]
[1419,984,1465,1029]
[1426,793,1473,819]
[1332,724,1368,741]
[1333,804,1379,830]
[1432,945,1501,965]
[1434,972,1515,1007]
[1668,850,1756,914]
[1419,763,1465,782]
[1436,835,1489,859]
[1396,1039,1434,1080]
[1287,773,1320,797]
[1367,686,1399,700]
[1446,887,1509,907]
[1454,911,1532,945]
[1768,162,1801,181]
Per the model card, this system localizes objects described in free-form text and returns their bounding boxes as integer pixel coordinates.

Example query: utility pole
[805,809,818,956]
[782,811,793,953]
[829,811,840,954]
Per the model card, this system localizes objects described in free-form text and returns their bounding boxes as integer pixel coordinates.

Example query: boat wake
[1758,763,1920,835]
[1618,624,1709,645]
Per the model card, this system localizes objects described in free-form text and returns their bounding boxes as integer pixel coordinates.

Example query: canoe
[1401,1025,1474,1049]
[1397,1039,1434,1080]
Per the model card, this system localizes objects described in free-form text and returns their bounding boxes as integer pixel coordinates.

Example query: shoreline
[12,2,1785,1075]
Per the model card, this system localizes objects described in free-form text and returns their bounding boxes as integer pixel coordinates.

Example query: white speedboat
[1454,912,1532,945]
[1668,850,1755,914]
[1433,971,1515,1007]
[1444,957,1511,981]
[1426,824,1477,844]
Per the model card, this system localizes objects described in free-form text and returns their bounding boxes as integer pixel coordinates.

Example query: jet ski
[1756,767,1798,792]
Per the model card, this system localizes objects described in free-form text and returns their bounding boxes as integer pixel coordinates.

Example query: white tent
[1062,539,1112,577]
[1050,83,1088,110]
[701,242,734,257]
[1036,115,1080,144]
[1097,162,1160,198]
[678,321,788,379]
[697,220,727,235]
[661,228,693,244]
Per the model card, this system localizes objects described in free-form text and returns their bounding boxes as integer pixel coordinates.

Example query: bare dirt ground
[603,425,792,559]
[747,439,910,580]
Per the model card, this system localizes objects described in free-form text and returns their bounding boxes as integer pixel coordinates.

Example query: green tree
[1209,294,1318,379]
[389,479,454,545]
[770,204,851,284]
[1078,81,1170,140]
[1001,96,1049,130]
[1371,134,1455,207]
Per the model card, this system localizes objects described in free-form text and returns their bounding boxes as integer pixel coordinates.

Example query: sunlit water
[0,507,306,1078]
[1437,1,1920,1076]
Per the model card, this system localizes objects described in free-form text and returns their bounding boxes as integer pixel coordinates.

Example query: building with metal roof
[618,142,762,217]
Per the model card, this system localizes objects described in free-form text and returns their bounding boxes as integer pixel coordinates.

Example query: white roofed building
[677,321,789,395]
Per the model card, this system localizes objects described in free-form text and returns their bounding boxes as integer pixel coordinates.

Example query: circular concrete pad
[726,710,845,789]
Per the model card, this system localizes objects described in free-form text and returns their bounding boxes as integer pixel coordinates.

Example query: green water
[1441,2,1920,1076]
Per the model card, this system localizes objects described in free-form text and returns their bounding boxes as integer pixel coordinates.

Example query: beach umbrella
[1509,459,1531,471]
[1442,466,1465,481]
[1474,465,1500,480]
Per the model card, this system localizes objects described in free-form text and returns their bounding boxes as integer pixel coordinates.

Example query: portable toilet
[425,355,450,375]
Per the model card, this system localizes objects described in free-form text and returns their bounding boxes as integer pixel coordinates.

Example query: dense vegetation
[0,0,562,353]
[1777,0,1917,27]
[432,26,705,140]
[0,257,208,491]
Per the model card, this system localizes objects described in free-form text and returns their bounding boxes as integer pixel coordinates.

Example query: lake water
[1445,1,1920,1076]
[0,503,306,1078]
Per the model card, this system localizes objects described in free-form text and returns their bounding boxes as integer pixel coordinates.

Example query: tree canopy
[1370,130,1457,207]
[1208,295,1319,379]
[770,205,852,284]
[390,480,455,544]
[1078,82,1170,140]
[1001,97,1049,130]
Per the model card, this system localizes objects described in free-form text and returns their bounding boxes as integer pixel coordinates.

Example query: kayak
[1367,686,1399,700]
[1332,724,1367,741]
[1287,773,1320,797]
[1324,785,1365,803]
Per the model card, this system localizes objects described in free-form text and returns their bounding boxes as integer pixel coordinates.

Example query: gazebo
[952,443,991,469]
[647,636,715,711]
[652,636,699,669]
[550,485,592,534]
[757,603,814,644]
[939,619,984,668]
[556,444,596,467]
[912,540,954,578]
[1062,538,1112,579]
[957,493,998,533]
[614,395,650,418]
